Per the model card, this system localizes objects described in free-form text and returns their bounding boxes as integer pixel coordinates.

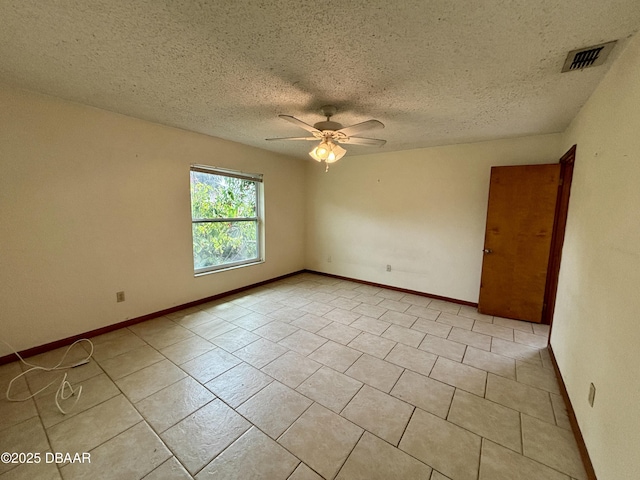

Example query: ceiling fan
[266,105,386,170]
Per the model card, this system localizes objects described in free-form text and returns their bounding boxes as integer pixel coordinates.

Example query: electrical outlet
[327,256,332,263]
[386,264,391,272]
[588,383,596,407]
[116,291,125,303]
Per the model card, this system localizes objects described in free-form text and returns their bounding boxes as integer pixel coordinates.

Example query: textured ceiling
[1,1,640,159]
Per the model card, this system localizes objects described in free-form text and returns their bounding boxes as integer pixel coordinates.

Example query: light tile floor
[0,273,586,480]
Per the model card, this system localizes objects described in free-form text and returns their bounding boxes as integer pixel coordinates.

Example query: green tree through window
[190,166,262,273]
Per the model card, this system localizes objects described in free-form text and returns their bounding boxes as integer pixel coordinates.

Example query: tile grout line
[61,420,147,476]
[332,429,366,480]
[395,405,417,448]
[438,388,535,458]
[477,437,486,480]
[392,407,447,472]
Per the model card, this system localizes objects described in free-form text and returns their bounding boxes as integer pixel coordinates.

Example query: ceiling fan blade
[337,119,384,137]
[338,136,386,146]
[266,136,319,141]
[278,115,320,134]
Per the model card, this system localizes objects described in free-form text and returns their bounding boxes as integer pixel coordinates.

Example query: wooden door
[478,164,561,323]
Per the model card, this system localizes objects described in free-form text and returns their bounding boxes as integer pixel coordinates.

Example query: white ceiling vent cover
[561,41,617,72]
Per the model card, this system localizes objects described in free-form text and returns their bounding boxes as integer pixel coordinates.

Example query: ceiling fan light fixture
[317,141,330,159]
[309,141,329,161]
[326,143,346,163]
[309,139,345,163]
[309,148,322,162]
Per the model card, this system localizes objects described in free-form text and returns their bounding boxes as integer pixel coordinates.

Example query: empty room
[1,1,639,479]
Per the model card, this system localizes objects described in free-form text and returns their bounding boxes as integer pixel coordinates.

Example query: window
[190,165,263,274]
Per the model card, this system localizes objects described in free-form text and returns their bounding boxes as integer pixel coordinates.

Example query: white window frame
[190,165,264,275]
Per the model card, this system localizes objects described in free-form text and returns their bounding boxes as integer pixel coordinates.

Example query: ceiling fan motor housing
[313,120,343,131]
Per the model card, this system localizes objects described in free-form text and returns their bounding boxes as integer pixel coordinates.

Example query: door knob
[483,248,493,254]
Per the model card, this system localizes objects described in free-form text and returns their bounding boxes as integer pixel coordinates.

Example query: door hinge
[558,177,564,186]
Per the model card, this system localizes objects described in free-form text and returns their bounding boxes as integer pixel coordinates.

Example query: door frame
[542,145,576,325]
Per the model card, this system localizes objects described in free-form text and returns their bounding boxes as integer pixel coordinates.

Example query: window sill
[194,259,264,277]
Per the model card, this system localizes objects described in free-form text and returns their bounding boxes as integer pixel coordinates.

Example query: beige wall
[305,134,563,302]
[552,34,640,479]
[0,85,306,356]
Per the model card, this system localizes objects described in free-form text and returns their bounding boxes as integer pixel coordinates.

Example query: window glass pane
[190,167,262,272]
[192,220,259,270]
[190,171,257,220]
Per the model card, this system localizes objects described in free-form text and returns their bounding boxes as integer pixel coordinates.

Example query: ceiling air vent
[561,41,617,72]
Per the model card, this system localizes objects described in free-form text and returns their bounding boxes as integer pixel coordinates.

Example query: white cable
[2,338,94,415]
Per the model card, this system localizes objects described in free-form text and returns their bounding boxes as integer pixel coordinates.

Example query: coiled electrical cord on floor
[2,338,94,415]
